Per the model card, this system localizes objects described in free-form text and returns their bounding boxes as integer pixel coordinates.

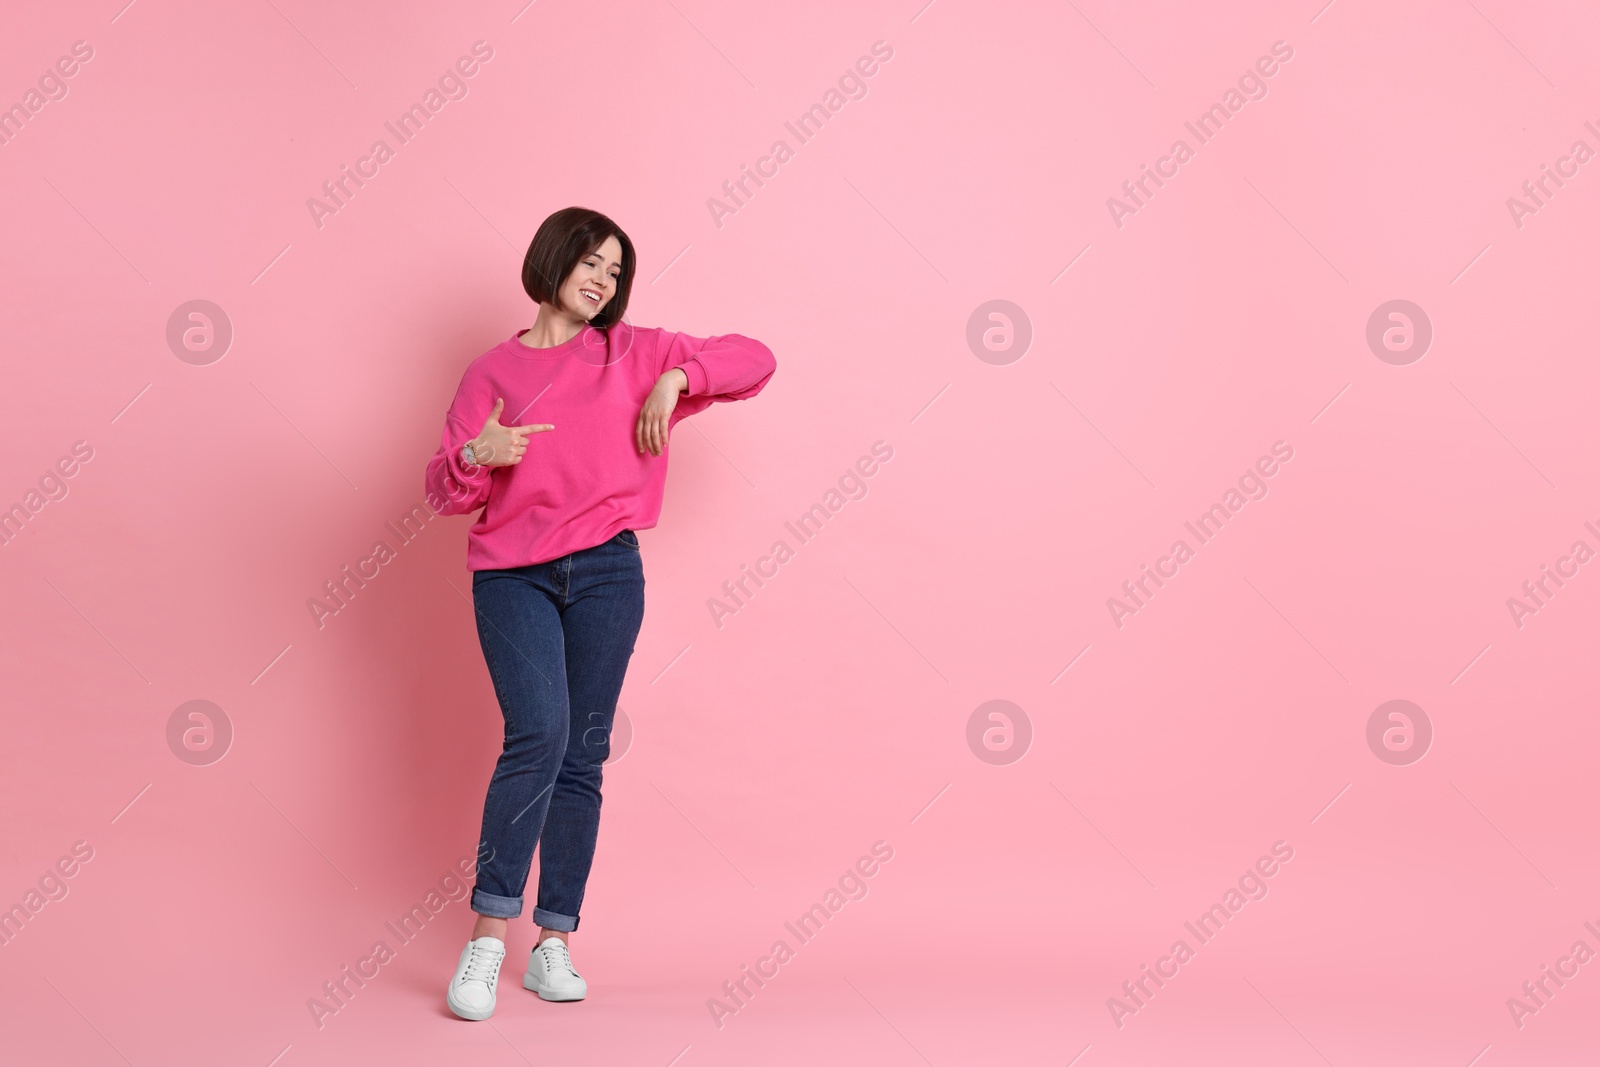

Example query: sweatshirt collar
[507,325,594,360]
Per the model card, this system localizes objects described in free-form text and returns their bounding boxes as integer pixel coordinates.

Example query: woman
[424,207,776,1021]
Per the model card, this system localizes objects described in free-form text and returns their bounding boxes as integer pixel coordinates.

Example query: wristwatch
[461,440,479,466]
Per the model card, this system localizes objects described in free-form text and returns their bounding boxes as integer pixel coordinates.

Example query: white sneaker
[446,936,507,1020]
[523,935,587,1001]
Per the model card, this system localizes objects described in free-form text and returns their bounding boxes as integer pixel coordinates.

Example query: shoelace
[540,940,578,977]
[462,943,505,985]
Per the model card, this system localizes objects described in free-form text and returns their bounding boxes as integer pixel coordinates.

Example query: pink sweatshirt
[424,322,776,570]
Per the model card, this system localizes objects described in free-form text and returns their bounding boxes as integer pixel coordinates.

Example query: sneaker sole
[446,989,496,1021]
[523,971,586,1001]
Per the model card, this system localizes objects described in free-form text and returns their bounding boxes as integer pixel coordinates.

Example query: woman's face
[557,235,623,320]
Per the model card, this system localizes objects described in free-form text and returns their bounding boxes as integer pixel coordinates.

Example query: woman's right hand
[470,397,554,467]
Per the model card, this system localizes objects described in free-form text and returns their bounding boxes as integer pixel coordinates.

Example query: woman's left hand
[636,368,689,456]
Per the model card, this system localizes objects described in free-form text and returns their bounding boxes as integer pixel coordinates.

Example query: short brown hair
[521,207,635,329]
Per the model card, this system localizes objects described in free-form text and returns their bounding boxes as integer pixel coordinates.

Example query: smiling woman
[424,206,776,1022]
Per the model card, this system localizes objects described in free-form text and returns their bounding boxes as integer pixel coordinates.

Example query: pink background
[3,1,1598,1064]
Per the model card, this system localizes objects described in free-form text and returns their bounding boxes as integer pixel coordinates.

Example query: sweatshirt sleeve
[423,367,496,517]
[653,329,777,422]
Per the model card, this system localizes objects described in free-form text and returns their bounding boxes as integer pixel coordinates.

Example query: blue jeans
[468,529,645,931]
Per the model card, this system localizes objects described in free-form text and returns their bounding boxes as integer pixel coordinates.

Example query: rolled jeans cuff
[533,906,579,933]
[471,887,522,919]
